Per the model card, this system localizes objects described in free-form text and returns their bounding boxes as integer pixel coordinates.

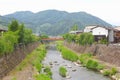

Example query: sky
[0,0,120,26]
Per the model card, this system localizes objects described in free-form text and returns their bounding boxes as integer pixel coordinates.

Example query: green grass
[57,41,78,62]
[11,77,17,80]
[103,67,117,76]
[43,66,52,77]
[79,54,104,71]
[59,66,67,77]
[35,74,51,80]
[32,45,47,72]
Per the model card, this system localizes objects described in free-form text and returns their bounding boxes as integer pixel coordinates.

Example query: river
[42,44,111,80]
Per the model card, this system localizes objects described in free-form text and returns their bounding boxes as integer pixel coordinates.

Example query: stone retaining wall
[0,42,39,79]
[64,42,120,67]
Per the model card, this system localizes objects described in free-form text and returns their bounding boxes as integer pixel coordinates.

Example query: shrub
[103,69,111,76]
[44,66,52,77]
[110,67,117,75]
[86,59,98,70]
[59,66,67,77]
[103,68,117,76]
[96,64,104,70]
[79,53,92,66]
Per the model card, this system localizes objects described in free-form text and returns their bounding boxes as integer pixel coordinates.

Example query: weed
[59,66,67,77]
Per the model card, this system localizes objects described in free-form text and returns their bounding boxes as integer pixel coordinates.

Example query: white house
[84,25,114,43]
[84,25,96,32]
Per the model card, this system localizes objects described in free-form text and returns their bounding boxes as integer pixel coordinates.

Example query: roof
[69,30,83,34]
[0,28,7,31]
[114,26,120,31]
[90,25,113,30]
[85,25,96,29]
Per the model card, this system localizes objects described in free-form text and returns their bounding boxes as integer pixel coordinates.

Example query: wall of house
[92,27,108,37]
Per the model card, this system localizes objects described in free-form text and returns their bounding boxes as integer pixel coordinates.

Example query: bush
[110,67,117,75]
[103,70,111,76]
[79,54,104,70]
[44,66,52,77]
[79,53,92,66]
[103,68,117,76]
[86,59,98,70]
[59,66,67,77]
[96,64,104,70]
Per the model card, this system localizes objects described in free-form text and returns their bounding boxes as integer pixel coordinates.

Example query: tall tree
[71,24,79,31]
[8,20,19,32]
[18,24,25,43]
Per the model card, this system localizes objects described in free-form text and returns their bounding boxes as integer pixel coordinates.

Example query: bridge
[41,37,64,41]
[41,37,64,43]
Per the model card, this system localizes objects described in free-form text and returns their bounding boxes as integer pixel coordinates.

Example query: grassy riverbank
[2,44,52,80]
[56,41,118,79]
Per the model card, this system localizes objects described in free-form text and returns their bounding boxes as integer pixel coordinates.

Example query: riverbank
[42,43,110,80]
[57,41,119,80]
[2,44,49,80]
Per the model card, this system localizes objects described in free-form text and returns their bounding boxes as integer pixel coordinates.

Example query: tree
[8,20,19,32]
[71,24,79,31]
[18,24,25,43]
[78,33,94,45]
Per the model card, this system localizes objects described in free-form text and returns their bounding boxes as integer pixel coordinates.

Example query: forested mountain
[4,10,112,35]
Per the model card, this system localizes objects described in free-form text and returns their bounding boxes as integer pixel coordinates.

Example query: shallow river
[42,44,111,80]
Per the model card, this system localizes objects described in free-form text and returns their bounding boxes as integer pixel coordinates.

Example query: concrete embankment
[64,42,120,67]
[0,42,39,79]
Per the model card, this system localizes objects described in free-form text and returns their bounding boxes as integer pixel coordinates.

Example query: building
[0,28,7,36]
[84,25,96,32]
[114,26,120,42]
[69,30,83,34]
[84,25,114,43]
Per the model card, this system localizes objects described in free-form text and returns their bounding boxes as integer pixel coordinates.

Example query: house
[0,28,7,36]
[84,25,96,32]
[84,25,114,43]
[69,30,83,34]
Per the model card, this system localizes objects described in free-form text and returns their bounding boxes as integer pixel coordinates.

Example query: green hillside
[4,10,112,35]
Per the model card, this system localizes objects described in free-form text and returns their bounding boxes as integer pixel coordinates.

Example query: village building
[84,25,96,32]
[84,25,114,43]
[114,26,120,43]
[0,28,7,36]
[69,30,83,34]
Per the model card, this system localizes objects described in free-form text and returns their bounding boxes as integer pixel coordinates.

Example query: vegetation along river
[42,43,111,80]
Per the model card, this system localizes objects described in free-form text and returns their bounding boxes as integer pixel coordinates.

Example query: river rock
[54,61,58,63]
[72,69,77,72]
[77,60,81,64]
[55,63,59,65]
[67,65,72,68]
[66,75,71,79]
[49,62,53,65]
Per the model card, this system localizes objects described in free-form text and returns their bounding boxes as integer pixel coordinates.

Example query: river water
[42,44,111,80]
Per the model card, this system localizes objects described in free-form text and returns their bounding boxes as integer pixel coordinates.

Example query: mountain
[0,15,13,27]
[4,10,112,35]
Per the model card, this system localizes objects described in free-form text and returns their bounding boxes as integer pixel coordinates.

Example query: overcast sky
[0,0,120,26]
